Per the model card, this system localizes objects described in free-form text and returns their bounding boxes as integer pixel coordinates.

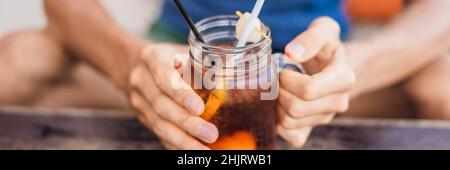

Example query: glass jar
[186,15,301,150]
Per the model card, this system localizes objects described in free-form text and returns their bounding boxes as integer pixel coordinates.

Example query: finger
[280,71,312,100]
[136,107,179,150]
[152,94,219,144]
[173,51,190,70]
[131,92,210,150]
[278,105,335,129]
[307,49,356,98]
[142,46,205,115]
[130,70,219,143]
[277,125,313,148]
[285,16,341,62]
[153,118,211,150]
[278,88,349,118]
[280,60,355,100]
[142,114,179,150]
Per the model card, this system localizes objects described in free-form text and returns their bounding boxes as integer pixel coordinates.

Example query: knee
[403,53,450,119]
[0,31,70,82]
[416,97,450,120]
[441,100,450,119]
[0,31,71,104]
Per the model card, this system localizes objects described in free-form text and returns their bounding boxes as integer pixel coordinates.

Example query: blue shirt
[160,0,350,51]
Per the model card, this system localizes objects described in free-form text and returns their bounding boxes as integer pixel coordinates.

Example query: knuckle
[129,67,144,87]
[319,45,335,57]
[280,71,298,87]
[339,66,356,89]
[141,45,154,56]
[151,96,165,115]
[130,94,142,108]
[173,89,187,102]
[170,71,186,90]
[288,101,304,118]
[302,82,319,100]
[181,116,197,134]
[280,114,298,129]
[336,96,350,113]
[153,67,167,88]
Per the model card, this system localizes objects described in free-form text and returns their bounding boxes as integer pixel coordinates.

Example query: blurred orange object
[208,130,257,150]
[201,89,227,121]
[346,0,404,21]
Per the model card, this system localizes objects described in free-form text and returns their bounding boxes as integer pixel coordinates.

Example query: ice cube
[236,12,263,44]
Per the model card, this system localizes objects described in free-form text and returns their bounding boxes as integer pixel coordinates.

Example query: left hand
[278,17,356,148]
[128,43,217,150]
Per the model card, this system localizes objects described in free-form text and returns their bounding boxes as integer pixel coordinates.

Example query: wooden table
[1,107,450,150]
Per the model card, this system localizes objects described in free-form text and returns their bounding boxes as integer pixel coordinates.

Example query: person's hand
[278,17,356,148]
[128,43,218,150]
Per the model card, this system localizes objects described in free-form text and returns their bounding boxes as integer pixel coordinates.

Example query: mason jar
[186,15,301,150]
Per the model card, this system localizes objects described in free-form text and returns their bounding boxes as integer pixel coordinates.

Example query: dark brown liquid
[189,41,277,150]
[199,89,277,150]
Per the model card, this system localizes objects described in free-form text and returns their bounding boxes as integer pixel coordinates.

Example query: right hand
[278,17,355,148]
[128,43,218,150]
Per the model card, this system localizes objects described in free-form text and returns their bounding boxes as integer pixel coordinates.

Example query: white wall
[0,0,163,37]
[0,0,46,36]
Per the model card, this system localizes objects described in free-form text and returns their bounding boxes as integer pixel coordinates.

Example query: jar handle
[272,53,305,74]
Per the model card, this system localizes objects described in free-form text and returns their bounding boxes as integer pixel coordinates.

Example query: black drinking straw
[173,0,206,43]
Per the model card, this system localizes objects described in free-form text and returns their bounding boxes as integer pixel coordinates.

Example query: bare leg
[403,53,450,119]
[344,53,450,120]
[344,86,416,119]
[0,30,70,105]
[0,30,128,109]
[33,63,129,109]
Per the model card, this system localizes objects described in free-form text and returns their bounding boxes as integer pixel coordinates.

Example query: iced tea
[188,15,278,150]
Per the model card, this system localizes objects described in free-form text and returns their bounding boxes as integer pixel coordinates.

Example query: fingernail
[185,96,205,115]
[196,123,218,143]
[286,42,305,61]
